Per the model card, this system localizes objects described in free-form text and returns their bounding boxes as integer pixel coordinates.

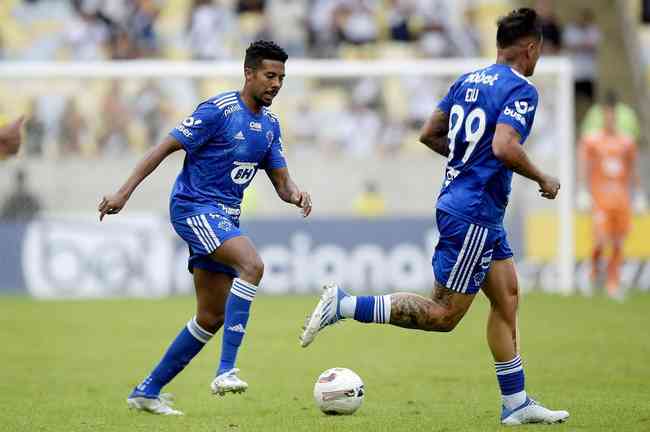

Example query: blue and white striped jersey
[435,64,539,228]
[169,91,286,219]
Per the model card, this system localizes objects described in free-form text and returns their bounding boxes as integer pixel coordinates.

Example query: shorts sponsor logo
[473,272,486,286]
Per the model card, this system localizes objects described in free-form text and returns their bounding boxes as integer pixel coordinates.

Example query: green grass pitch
[1,292,649,431]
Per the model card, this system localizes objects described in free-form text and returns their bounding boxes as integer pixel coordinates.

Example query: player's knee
[421,306,461,332]
[238,255,264,284]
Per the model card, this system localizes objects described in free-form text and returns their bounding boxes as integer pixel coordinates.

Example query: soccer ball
[313,368,364,415]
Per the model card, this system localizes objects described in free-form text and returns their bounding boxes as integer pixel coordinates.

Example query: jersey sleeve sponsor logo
[463,71,499,86]
[175,116,204,137]
[230,161,258,184]
[514,100,535,114]
[503,106,527,127]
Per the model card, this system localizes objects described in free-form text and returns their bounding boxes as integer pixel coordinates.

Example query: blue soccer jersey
[169,91,287,219]
[435,63,539,228]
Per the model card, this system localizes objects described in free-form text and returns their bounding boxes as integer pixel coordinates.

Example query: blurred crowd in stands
[0,0,629,160]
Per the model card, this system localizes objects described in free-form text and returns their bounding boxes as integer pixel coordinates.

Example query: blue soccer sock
[132,316,214,398]
[217,278,257,376]
[339,295,391,324]
[495,354,527,410]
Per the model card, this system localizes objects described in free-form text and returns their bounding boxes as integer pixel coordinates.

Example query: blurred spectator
[413,0,453,57]
[289,101,321,155]
[134,80,171,145]
[109,28,139,59]
[237,0,266,14]
[23,99,45,157]
[0,170,41,221]
[130,0,162,57]
[353,180,386,218]
[564,9,600,103]
[64,11,109,60]
[535,0,562,54]
[581,91,640,141]
[454,7,481,57]
[307,0,341,57]
[267,0,307,56]
[386,0,417,42]
[98,80,131,156]
[380,120,406,155]
[187,0,237,60]
[58,98,87,156]
[332,1,378,46]
[337,100,382,157]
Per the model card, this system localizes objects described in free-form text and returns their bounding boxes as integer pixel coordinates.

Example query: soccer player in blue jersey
[301,9,569,426]
[99,41,312,415]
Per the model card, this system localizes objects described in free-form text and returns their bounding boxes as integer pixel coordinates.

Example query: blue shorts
[171,208,241,277]
[432,209,513,295]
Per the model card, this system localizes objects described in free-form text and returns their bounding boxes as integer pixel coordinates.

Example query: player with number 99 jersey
[433,64,538,295]
[436,64,538,228]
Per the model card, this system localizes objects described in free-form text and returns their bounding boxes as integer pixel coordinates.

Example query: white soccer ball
[313,368,364,415]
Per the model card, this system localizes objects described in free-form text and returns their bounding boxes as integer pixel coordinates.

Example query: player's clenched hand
[293,191,312,217]
[98,192,129,221]
[538,175,560,200]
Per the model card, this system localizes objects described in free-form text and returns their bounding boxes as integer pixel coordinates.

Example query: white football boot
[211,368,248,396]
[300,283,347,348]
[127,393,183,416]
[501,397,569,425]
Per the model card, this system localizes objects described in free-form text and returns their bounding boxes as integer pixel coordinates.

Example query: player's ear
[244,66,255,82]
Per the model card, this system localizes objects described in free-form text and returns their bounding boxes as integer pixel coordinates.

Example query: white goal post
[0,58,575,293]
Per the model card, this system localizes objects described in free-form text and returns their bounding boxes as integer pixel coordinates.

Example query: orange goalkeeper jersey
[581,132,637,211]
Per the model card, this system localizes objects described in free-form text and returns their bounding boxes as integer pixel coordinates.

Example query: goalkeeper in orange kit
[579,101,641,299]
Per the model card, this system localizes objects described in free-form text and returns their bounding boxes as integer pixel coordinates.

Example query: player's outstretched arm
[419,109,450,157]
[492,123,560,200]
[0,115,25,158]
[266,167,312,217]
[98,136,182,220]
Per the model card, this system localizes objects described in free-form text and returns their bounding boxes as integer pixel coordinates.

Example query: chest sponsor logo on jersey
[249,121,262,132]
[231,161,258,184]
[224,104,242,117]
[503,106,526,127]
[464,71,499,86]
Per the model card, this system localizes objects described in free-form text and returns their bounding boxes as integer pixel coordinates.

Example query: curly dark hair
[244,40,288,69]
[496,8,542,49]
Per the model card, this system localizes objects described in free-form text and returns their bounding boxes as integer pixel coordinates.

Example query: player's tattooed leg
[389,284,474,332]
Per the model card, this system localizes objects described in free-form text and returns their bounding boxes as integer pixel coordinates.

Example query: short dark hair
[244,40,288,69]
[496,8,542,49]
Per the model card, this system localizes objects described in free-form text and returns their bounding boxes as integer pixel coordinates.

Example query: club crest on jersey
[249,121,262,132]
[231,161,258,184]
[266,130,274,144]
